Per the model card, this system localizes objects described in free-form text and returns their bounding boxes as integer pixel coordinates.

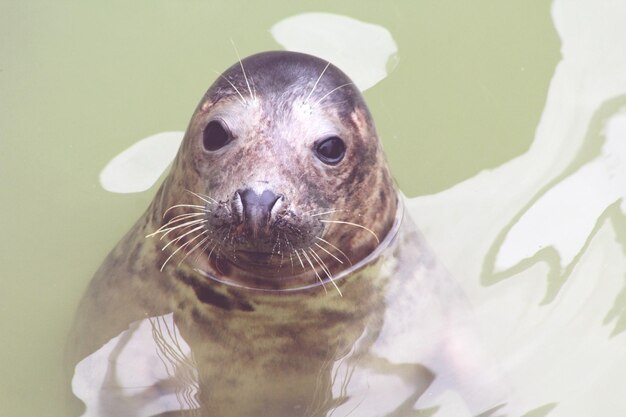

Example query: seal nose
[233,188,283,238]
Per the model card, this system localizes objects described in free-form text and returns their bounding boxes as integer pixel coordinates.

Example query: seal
[67,51,507,417]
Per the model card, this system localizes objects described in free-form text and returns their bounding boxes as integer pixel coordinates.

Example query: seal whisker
[310,209,343,218]
[303,207,348,216]
[165,212,206,224]
[162,224,206,251]
[269,236,280,265]
[156,221,204,240]
[146,218,204,238]
[279,238,284,270]
[185,189,218,205]
[163,204,208,217]
[282,234,295,272]
[214,248,226,275]
[193,240,217,266]
[185,189,219,204]
[313,82,353,107]
[300,249,327,293]
[212,69,247,105]
[150,219,206,239]
[160,236,201,272]
[148,215,203,238]
[309,248,342,297]
[270,236,284,270]
[319,220,380,244]
[315,236,353,265]
[293,248,306,270]
[305,61,330,104]
[161,215,206,229]
[246,74,258,105]
[230,38,255,101]
[191,239,212,264]
[177,232,210,266]
[313,242,343,265]
[223,226,234,248]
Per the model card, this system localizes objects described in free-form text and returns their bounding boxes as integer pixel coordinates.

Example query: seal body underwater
[67,51,510,417]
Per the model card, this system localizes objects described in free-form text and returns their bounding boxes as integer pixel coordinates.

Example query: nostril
[233,188,283,228]
[258,190,281,216]
[269,194,285,222]
[231,190,244,222]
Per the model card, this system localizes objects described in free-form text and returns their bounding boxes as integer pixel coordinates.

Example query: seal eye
[203,120,231,151]
[315,136,346,165]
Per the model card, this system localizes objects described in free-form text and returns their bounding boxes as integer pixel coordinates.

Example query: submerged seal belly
[67,51,508,417]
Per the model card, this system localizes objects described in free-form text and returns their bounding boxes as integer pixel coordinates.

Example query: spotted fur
[67,51,410,417]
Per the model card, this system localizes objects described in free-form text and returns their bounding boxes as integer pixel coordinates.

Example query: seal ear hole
[315,136,346,165]
[203,120,231,151]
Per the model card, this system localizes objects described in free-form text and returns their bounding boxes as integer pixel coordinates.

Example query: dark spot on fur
[378,189,387,204]
[175,270,254,312]
[319,308,353,323]
[191,307,210,325]
[194,285,233,310]
[226,288,255,311]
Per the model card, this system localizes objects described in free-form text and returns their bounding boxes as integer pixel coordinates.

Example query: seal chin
[230,250,284,271]
[218,234,323,278]
[203,190,326,273]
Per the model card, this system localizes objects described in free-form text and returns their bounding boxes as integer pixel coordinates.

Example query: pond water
[1,1,625,416]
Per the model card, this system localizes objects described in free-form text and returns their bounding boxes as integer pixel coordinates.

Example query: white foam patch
[271,12,398,92]
[497,111,626,270]
[99,131,183,193]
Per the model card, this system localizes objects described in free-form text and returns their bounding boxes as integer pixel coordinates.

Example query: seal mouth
[194,196,405,292]
[199,189,328,274]
[148,189,403,292]
[234,250,277,265]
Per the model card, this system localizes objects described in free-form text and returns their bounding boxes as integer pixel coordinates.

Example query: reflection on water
[484,100,626,305]
[409,1,626,415]
[73,314,199,416]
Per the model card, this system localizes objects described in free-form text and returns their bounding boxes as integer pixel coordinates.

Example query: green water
[4,1,625,417]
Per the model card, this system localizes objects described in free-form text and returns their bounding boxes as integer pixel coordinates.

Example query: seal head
[151,51,398,291]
